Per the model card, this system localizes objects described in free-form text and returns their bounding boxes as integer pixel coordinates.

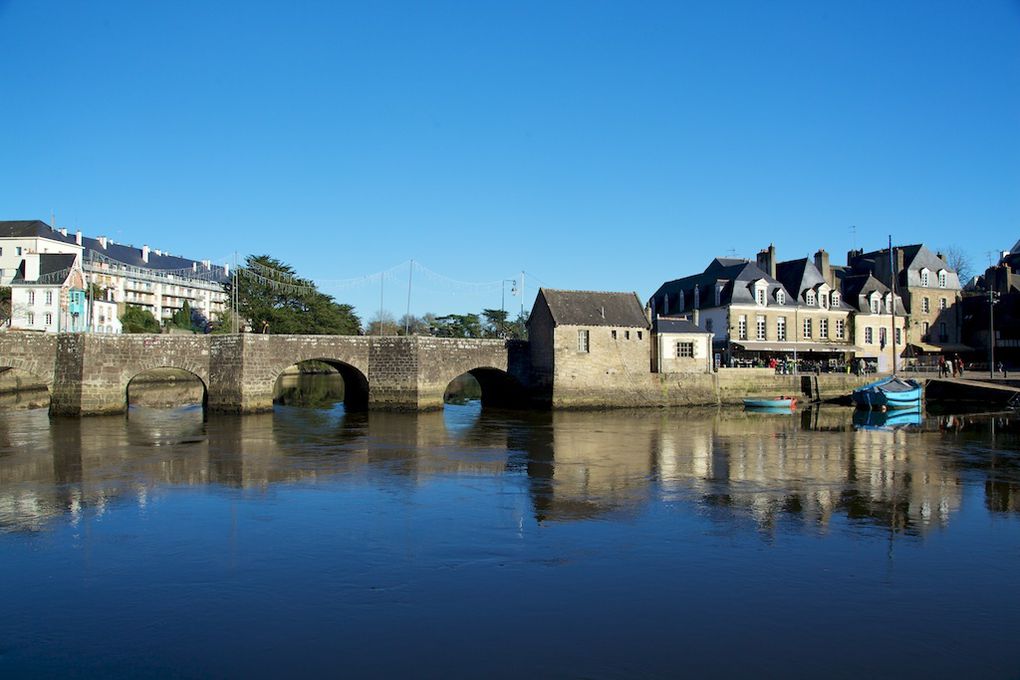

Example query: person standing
[956,355,965,378]
[938,355,947,378]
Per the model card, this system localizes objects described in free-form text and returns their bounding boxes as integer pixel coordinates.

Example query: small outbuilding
[652,315,714,374]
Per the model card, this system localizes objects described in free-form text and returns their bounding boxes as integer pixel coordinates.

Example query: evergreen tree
[121,305,161,333]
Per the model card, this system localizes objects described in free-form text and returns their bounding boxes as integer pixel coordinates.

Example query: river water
[1,376,1019,678]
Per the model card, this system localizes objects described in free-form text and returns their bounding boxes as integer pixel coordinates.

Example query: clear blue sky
[2,0,1018,321]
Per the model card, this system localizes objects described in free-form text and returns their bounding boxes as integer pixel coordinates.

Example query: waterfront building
[0,220,229,332]
[8,252,87,333]
[526,288,651,407]
[960,239,1020,366]
[836,271,907,372]
[651,316,714,374]
[845,244,965,356]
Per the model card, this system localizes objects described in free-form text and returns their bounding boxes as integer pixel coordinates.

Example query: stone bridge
[0,333,530,416]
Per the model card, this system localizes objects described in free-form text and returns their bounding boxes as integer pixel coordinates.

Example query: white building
[652,315,715,373]
[8,252,87,333]
[1,220,229,332]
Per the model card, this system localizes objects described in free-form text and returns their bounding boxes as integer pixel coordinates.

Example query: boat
[743,396,797,410]
[851,376,923,410]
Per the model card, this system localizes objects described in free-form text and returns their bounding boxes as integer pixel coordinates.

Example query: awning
[733,341,863,353]
[907,341,972,353]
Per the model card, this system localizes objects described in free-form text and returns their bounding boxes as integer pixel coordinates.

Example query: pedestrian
[956,356,965,378]
[951,356,958,378]
[998,361,1006,379]
[938,355,947,378]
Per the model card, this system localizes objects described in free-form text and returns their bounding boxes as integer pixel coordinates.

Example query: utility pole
[520,271,525,318]
[405,260,414,335]
[378,272,385,336]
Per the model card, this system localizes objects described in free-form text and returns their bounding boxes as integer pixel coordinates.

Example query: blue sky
[2,0,1018,321]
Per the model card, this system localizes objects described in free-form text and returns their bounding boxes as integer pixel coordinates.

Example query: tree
[0,287,10,328]
[121,305,161,333]
[211,309,235,334]
[235,255,361,335]
[366,310,400,336]
[939,246,973,284]
[431,313,482,338]
[397,313,431,335]
[481,308,509,338]
[170,301,194,331]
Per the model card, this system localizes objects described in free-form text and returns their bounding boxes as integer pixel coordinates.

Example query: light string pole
[989,288,1000,379]
[405,260,414,335]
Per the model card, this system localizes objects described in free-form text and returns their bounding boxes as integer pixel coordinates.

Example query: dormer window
[714,284,722,307]
[776,289,786,305]
[885,293,894,312]
[938,270,947,288]
[920,268,930,287]
[870,294,880,314]
[756,288,766,306]
[830,291,840,307]
[805,290,816,306]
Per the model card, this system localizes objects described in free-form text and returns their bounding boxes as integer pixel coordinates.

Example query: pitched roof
[537,288,649,328]
[0,220,79,244]
[653,316,708,334]
[10,253,79,284]
[651,258,796,313]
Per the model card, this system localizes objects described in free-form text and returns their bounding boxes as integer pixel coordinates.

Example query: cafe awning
[907,341,972,353]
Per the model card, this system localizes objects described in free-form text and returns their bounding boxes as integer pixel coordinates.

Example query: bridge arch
[442,366,528,410]
[125,365,209,413]
[272,358,369,411]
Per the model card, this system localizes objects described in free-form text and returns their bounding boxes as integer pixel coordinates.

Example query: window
[896,328,903,345]
[756,288,766,306]
[777,316,787,341]
[676,342,694,358]
[938,270,947,288]
[831,292,840,307]
[705,319,713,333]
[715,285,722,306]
[870,297,879,314]
[611,330,617,340]
[865,327,874,344]
[879,327,887,348]
[577,330,590,353]
[803,318,812,338]
[738,315,748,340]
[776,290,786,305]
[756,315,766,340]
[835,319,846,339]
[921,269,930,287]
[45,313,52,326]
[27,313,34,325]
[940,297,947,310]
[922,321,930,339]
[819,318,829,339]
[922,297,930,314]
[637,331,643,340]
[820,293,829,309]
[28,291,35,305]
[625,330,630,340]
[805,291,816,306]
[16,247,22,256]
[45,291,53,305]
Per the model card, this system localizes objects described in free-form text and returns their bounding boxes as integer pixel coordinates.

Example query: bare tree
[939,246,973,284]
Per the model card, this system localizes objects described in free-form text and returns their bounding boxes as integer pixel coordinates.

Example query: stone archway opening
[273,359,369,411]
[126,368,208,412]
[444,368,528,410]
[0,366,50,411]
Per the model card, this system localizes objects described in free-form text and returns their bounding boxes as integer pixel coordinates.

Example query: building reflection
[1,396,1019,534]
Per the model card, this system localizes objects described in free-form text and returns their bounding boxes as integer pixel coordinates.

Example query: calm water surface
[2,378,1019,678]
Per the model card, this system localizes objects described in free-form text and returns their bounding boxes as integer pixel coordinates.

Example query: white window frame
[835,319,845,340]
[819,318,829,339]
[865,327,874,344]
[577,329,590,353]
[756,315,766,341]
[803,317,812,338]
[922,297,930,314]
[777,316,787,341]
[676,342,694,358]
[938,270,947,288]
[805,290,816,306]
[738,315,748,341]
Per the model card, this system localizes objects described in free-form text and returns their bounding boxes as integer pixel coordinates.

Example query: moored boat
[851,376,922,410]
[743,396,797,410]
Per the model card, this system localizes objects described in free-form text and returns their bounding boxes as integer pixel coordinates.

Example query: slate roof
[537,288,649,328]
[653,316,709,334]
[775,257,851,310]
[650,258,796,315]
[10,254,79,284]
[836,272,906,315]
[849,243,960,290]
[0,220,228,283]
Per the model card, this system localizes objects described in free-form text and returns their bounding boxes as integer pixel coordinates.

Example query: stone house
[527,288,651,407]
[772,248,855,362]
[652,316,714,374]
[846,244,965,355]
[836,272,907,372]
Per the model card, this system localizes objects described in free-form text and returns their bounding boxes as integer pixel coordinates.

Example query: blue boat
[743,396,797,410]
[852,376,923,410]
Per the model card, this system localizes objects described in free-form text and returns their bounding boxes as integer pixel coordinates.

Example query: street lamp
[989,289,1000,379]
[501,279,518,338]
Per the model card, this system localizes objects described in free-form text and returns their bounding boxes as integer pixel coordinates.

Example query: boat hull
[851,377,923,410]
[743,398,796,409]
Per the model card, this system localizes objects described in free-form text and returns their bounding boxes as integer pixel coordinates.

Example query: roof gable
[537,288,649,328]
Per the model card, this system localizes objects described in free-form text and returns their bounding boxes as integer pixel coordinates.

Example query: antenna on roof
[850,225,857,250]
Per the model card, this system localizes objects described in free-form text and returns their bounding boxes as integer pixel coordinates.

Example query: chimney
[192,262,197,272]
[142,245,150,263]
[756,244,777,278]
[23,253,40,282]
[154,249,162,256]
[693,308,700,326]
[600,306,605,319]
[223,263,229,277]
[814,249,831,285]
[202,259,211,269]
[75,230,82,246]
[98,236,108,249]
[894,247,905,275]
[59,228,68,237]
[847,248,862,266]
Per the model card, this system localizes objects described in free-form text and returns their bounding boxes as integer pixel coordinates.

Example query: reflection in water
[2,377,1020,676]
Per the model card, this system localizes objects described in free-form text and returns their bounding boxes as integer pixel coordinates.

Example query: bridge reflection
[1,405,1019,534]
